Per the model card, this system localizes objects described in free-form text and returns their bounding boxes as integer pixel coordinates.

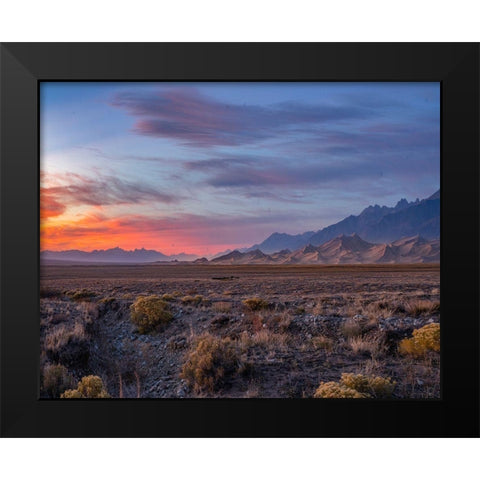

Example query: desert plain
[39,263,440,399]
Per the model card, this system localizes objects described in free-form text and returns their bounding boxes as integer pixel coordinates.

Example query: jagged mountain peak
[428,189,440,200]
[248,191,439,253]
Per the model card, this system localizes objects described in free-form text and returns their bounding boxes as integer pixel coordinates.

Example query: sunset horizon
[41,82,440,256]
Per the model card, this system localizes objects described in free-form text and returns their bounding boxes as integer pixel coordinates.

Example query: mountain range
[41,190,439,264]
[210,234,439,265]
[247,190,439,253]
[41,247,198,264]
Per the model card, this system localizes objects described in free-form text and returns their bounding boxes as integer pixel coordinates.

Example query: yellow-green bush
[42,363,76,398]
[181,294,204,305]
[314,381,368,398]
[243,297,269,311]
[98,296,117,307]
[61,375,110,398]
[314,373,395,399]
[180,334,240,393]
[130,296,173,333]
[65,288,97,301]
[61,388,84,398]
[399,323,440,357]
[340,373,396,398]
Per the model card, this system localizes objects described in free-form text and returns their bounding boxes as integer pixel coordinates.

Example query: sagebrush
[314,373,395,399]
[399,323,440,357]
[180,333,241,393]
[130,296,173,334]
[61,375,110,398]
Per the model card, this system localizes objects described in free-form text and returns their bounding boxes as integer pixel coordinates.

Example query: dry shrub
[130,296,173,334]
[250,313,265,333]
[48,312,69,325]
[245,330,289,350]
[212,301,232,313]
[312,302,325,316]
[314,382,368,399]
[347,334,386,358]
[61,375,110,398]
[44,321,90,368]
[45,322,86,352]
[243,297,269,311]
[78,301,99,322]
[270,312,292,333]
[340,373,396,398]
[243,382,262,398]
[65,288,97,301]
[363,301,397,320]
[311,335,334,351]
[181,294,204,305]
[180,334,241,393]
[99,296,116,305]
[399,323,440,357]
[340,318,363,338]
[42,364,76,398]
[314,373,395,399]
[161,293,175,301]
[404,299,440,316]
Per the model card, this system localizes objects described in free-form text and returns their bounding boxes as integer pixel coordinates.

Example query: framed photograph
[1,43,478,437]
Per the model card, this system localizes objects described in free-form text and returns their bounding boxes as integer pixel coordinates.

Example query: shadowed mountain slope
[247,191,439,253]
[211,234,439,265]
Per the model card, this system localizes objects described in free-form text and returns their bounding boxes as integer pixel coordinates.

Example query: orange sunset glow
[40,82,440,259]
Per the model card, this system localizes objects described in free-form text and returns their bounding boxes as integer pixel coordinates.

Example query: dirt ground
[40,264,440,399]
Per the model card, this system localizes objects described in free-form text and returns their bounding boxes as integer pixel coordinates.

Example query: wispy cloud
[182,154,383,189]
[40,172,179,219]
[110,88,372,147]
[40,193,66,219]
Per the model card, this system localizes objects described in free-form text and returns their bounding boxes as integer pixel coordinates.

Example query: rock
[384,317,398,323]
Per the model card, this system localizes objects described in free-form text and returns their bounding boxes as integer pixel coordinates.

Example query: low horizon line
[40,233,438,257]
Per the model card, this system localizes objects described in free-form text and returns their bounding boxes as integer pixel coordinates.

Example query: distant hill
[245,231,316,254]
[211,249,273,265]
[41,247,198,264]
[246,190,439,253]
[211,234,439,265]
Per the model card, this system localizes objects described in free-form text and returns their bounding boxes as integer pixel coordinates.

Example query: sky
[40,82,440,256]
